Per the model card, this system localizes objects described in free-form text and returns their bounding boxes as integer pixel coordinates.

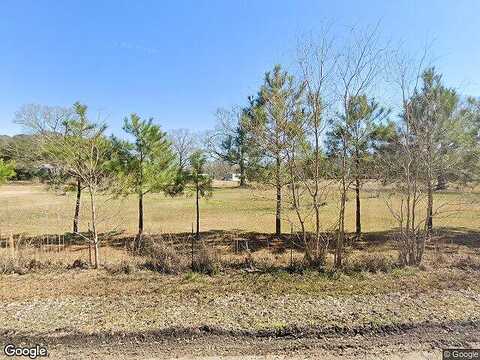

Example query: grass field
[1,181,480,359]
[0,181,479,236]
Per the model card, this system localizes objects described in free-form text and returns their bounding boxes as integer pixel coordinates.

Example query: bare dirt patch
[1,269,479,359]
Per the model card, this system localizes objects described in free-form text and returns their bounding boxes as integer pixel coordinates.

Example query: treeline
[1,28,479,269]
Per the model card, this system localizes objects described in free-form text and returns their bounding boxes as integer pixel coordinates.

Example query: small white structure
[223,173,241,182]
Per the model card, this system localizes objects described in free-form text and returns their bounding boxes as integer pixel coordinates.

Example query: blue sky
[1,0,479,136]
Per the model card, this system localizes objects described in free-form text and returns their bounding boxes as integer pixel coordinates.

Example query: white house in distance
[223,173,241,182]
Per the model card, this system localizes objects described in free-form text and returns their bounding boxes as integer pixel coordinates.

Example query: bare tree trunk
[426,180,433,233]
[312,124,323,262]
[286,149,308,260]
[73,177,81,233]
[94,236,99,269]
[89,189,99,269]
[335,188,346,268]
[196,182,200,240]
[275,155,282,237]
[335,146,347,269]
[355,176,361,238]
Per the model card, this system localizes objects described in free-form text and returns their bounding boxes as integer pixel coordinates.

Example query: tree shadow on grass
[4,226,479,254]
[433,226,480,249]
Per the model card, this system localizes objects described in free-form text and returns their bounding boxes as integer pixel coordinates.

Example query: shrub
[192,246,220,275]
[105,260,136,275]
[286,258,307,274]
[142,241,184,274]
[69,259,89,270]
[344,252,396,273]
[0,257,27,275]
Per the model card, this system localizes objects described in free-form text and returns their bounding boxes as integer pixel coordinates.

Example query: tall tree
[408,68,462,233]
[245,65,305,237]
[48,102,113,268]
[296,31,338,264]
[64,104,95,234]
[111,114,176,249]
[326,95,388,239]
[333,27,384,268]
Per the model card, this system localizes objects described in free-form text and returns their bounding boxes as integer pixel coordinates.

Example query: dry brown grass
[0,181,478,276]
[1,182,480,354]
[1,181,479,236]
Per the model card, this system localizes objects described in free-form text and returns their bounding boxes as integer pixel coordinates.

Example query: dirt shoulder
[2,321,479,359]
[1,268,479,359]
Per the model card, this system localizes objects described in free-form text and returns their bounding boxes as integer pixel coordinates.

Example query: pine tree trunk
[275,156,281,237]
[73,178,81,233]
[196,182,200,240]
[239,157,246,187]
[137,191,144,251]
[426,180,433,233]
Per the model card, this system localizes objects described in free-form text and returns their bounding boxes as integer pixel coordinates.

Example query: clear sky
[1,0,479,136]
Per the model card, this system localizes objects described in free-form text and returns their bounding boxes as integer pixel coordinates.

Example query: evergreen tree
[111,114,176,249]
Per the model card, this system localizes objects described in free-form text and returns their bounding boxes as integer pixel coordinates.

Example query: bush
[105,260,136,275]
[0,256,68,274]
[142,241,184,274]
[344,252,396,273]
[286,258,307,274]
[192,246,220,275]
[69,259,89,270]
[0,257,27,275]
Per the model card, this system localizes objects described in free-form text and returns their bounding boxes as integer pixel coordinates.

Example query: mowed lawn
[0,182,479,236]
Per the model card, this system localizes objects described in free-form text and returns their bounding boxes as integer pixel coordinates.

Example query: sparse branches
[13,103,83,232]
[207,107,252,186]
[168,129,197,172]
[331,26,387,268]
[294,31,337,265]
[46,102,113,268]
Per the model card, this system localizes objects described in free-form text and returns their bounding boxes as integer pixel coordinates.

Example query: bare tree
[382,46,433,265]
[13,104,85,233]
[207,107,251,186]
[168,129,197,172]
[294,31,337,264]
[332,26,386,268]
[382,44,476,265]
